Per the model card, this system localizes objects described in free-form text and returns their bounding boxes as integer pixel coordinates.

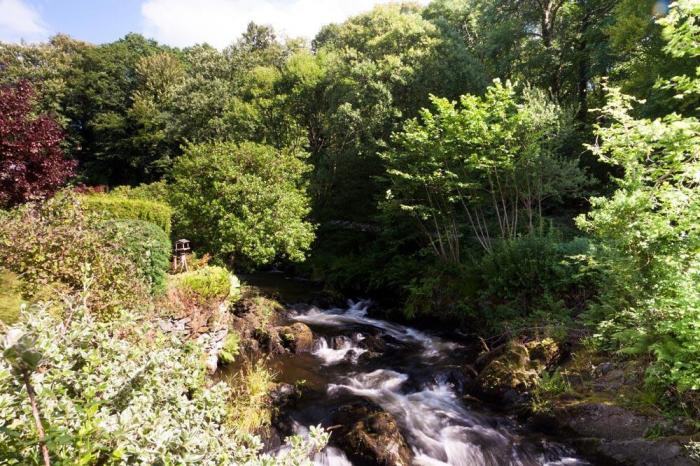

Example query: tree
[169,141,315,267]
[383,81,587,262]
[0,81,75,207]
[126,51,186,178]
[577,0,700,393]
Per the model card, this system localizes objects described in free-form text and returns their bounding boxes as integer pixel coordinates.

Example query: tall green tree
[578,0,700,393]
[383,81,587,262]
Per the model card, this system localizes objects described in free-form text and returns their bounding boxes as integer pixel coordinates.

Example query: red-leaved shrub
[0,80,76,207]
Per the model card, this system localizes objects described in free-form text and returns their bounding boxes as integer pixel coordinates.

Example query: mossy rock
[476,341,541,396]
[526,338,560,367]
[333,402,413,466]
[278,323,313,353]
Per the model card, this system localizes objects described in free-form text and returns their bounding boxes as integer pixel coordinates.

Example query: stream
[265,297,590,466]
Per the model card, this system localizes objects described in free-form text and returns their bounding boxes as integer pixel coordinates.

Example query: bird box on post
[173,239,191,272]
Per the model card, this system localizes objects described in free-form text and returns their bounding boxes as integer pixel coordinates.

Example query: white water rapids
[281,300,588,466]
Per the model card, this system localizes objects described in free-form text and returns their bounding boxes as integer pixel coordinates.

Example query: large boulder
[475,341,541,400]
[278,322,314,353]
[573,437,698,466]
[554,402,652,441]
[333,402,413,466]
[531,402,699,465]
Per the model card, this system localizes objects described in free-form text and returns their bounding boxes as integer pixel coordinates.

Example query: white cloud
[142,0,428,49]
[0,0,48,43]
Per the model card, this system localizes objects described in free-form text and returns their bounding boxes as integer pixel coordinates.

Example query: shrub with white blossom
[0,299,327,465]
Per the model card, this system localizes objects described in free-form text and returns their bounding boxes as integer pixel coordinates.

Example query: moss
[478,341,541,391]
[0,270,24,325]
[527,338,560,367]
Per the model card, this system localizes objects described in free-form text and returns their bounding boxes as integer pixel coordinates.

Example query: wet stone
[332,401,413,466]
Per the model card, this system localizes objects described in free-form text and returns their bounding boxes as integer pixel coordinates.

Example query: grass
[0,270,24,325]
[531,369,574,413]
[224,360,275,435]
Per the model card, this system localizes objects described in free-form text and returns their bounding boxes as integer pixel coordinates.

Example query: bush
[0,300,328,464]
[401,233,599,333]
[0,193,149,315]
[477,234,596,321]
[175,266,232,303]
[169,141,315,267]
[104,220,171,295]
[81,193,173,235]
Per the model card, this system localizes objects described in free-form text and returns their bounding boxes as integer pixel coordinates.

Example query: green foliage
[170,141,314,267]
[383,81,588,262]
[0,270,23,325]
[0,300,328,464]
[531,370,573,413]
[223,361,277,435]
[110,181,171,205]
[219,331,240,365]
[477,234,596,322]
[104,220,171,295]
[175,266,232,303]
[578,1,700,396]
[0,193,149,315]
[81,193,173,235]
[402,232,598,330]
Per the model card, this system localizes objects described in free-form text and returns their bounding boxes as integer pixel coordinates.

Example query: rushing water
[269,300,589,466]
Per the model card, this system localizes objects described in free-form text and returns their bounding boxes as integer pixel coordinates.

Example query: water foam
[312,336,367,365]
[292,300,459,358]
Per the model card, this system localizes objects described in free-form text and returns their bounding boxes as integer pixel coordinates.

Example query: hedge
[105,220,172,295]
[81,194,173,235]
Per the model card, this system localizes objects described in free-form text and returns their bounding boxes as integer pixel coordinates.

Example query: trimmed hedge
[81,194,173,235]
[105,220,172,295]
[111,181,171,204]
[0,193,150,315]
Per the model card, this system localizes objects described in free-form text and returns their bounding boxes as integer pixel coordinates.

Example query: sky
[0,0,427,48]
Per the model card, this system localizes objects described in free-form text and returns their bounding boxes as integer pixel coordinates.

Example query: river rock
[531,402,699,465]
[361,334,387,353]
[475,341,541,401]
[572,437,697,466]
[269,383,301,408]
[278,322,314,353]
[554,402,652,440]
[333,402,413,466]
[330,335,350,349]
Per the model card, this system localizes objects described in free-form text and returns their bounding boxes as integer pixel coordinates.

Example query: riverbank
[224,273,700,465]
